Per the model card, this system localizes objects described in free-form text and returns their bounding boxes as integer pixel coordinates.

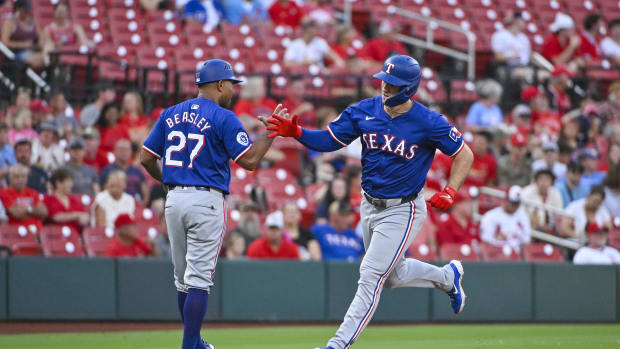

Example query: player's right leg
[164,192,189,319]
[326,197,423,349]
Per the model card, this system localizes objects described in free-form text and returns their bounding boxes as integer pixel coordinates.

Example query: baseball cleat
[447,260,466,314]
[198,338,214,349]
[314,347,334,349]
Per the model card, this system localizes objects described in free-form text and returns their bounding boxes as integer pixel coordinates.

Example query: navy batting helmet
[194,59,243,85]
[373,55,421,107]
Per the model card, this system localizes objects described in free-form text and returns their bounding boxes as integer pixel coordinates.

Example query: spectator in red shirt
[105,213,153,257]
[521,85,562,137]
[545,65,574,116]
[97,103,130,153]
[82,127,110,171]
[363,20,407,63]
[247,210,300,259]
[233,76,278,119]
[579,14,603,61]
[118,91,149,144]
[541,13,582,71]
[436,191,479,248]
[0,164,47,233]
[269,0,303,28]
[280,77,316,128]
[464,130,497,187]
[43,168,89,233]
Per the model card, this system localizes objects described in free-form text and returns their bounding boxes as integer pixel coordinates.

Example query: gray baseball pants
[327,193,454,349]
[165,187,226,294]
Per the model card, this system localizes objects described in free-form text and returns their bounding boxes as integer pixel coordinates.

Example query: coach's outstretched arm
[266,114,343,152]
[428,143,474,210]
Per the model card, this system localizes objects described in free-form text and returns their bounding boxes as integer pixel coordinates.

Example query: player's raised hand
[264,104,302,139]
[428,186,457,210]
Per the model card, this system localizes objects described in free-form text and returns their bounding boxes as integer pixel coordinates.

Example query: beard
[239,219,261,238]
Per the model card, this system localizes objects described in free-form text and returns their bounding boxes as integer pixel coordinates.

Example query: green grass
[0,324,619,349]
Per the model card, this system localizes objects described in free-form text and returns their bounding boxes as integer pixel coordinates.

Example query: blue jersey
[311,224,364,261]
[327,97,463,199]
[142,98,252,193]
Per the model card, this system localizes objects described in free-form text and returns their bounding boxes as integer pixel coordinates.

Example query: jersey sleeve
[428,113,464,157]
[142,115,166,159]
[218,111,253,162]
[326,107,360,146]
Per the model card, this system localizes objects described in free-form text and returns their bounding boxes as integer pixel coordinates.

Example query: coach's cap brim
[372,72,409,86]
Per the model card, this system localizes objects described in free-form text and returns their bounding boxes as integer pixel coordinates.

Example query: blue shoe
[447,260,466,314]
[314,347,334,349]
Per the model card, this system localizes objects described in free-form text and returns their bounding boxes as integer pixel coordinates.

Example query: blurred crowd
[0,0,618,265]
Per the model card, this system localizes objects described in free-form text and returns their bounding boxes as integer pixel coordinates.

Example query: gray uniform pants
[328,194,454,349]
[165,188,226,293]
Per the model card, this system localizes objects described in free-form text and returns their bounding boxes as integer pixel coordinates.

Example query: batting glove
[266,113,302,139]
[429,186,457,210]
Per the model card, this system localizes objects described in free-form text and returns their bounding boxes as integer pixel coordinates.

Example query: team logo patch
[236,132,249,146]
[449,127,462,142]
[191,104,199,110]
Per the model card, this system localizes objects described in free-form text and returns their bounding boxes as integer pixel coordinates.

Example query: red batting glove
[429,186,457,210]
[266,113,302,139]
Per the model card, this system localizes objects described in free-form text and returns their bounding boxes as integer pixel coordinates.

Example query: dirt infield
[0,321,336,335]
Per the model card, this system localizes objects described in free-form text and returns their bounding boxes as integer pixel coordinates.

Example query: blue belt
[169,185,223,194]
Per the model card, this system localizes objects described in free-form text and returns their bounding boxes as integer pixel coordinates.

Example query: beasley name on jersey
[327,96,463,199]
[142,98,252,193]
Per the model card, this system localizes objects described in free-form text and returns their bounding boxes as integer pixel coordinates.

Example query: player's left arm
[140,115,165,183]
[427,115,474,210]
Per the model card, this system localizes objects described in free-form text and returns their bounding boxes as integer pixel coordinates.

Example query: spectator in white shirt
[521,169,564,232]
[480,185,532,252]
[491,11,531,66]
[284,20,344,67]
[559,185,612,241]
[532,142,567,180]
[31,121,64,174]
[601,19,620,66]
[573,222,620,265]
[94,170,136,228]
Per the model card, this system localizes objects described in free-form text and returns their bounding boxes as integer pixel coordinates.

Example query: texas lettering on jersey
[361,133,418,159]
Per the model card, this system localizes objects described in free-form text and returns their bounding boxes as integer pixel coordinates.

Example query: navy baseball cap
[194,59,243,85]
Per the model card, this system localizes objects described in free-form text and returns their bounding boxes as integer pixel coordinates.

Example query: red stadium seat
[83,227,115,257]
[480,243,521,261]
[450,80,478,103]
[39,225,85,257]
[439,243,480,261]
[97,44,138,81]
[134,203,158,225]
[408,243,439,261]
[11,242,43,256]
[522,243,564,262]
[136,221,160,240]
[0,225,39,250]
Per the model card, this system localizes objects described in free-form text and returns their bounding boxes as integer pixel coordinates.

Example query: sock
[181,288,209,349]
[177,291,188,323]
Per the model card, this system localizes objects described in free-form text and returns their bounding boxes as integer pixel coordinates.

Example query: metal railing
[0,41,51,94]
[338,3,476,80]
[474,186,581,250]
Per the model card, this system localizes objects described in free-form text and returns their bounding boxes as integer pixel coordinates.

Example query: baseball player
[140,59,282,349]
[266,55,474,349]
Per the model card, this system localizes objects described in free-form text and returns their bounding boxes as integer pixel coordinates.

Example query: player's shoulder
[343,96,381,117]
[410,101,444,125]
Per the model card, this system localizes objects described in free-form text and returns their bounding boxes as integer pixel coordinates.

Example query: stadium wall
[1,258,618,322]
